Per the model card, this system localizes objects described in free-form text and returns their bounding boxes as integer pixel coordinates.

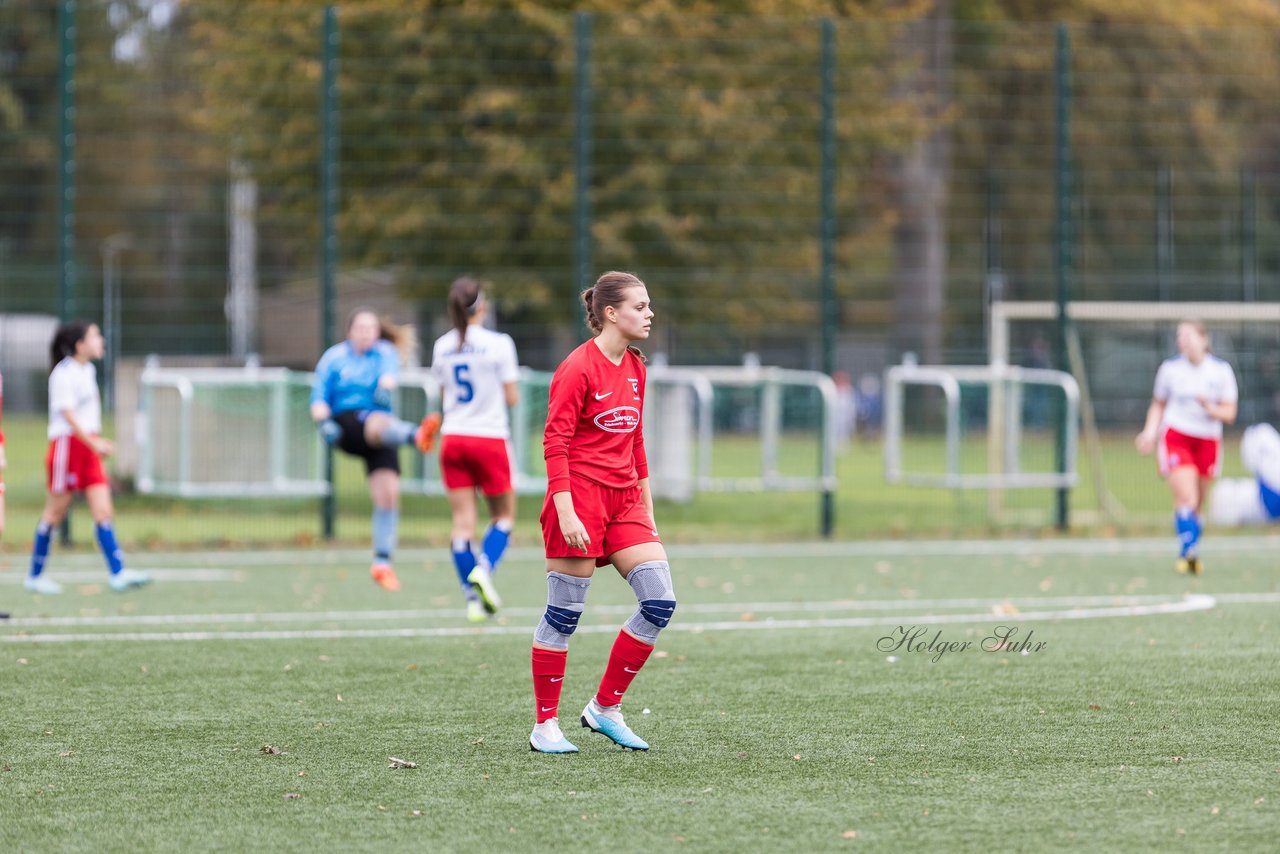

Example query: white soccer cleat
[529,718,579,754]
[581,699,649,751]
[24,575,63,595]
[108,568,153,593]
[467,563,502,614]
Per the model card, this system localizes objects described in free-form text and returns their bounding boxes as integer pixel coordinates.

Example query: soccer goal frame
[989,300,1280,523]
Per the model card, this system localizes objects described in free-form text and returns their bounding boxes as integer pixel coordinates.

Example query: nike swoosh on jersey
[623,666,640,673]
[541,706,555,712]
[550,676,564,682]
[594,391,613,400]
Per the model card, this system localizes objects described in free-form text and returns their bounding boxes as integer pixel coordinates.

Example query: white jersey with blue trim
[431,325,519,439]
[1153,354,1238,440]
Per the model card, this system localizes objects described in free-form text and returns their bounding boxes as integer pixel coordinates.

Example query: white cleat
[108,568,153,593]
[24,575,63,595]
[529,717,579,754]
[467,563,502,614]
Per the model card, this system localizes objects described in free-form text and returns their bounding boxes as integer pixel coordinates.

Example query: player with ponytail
[529,271,675,753]
[426,277,520,622]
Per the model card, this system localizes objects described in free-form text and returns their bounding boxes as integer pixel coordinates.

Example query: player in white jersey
[24,321,150,595]
[1135,319,1238,574]
[427,277,520,622]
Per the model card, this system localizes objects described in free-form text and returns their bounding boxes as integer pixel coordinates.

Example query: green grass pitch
[3,537,1279,851]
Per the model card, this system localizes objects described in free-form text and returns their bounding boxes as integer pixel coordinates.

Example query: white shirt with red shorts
[541,340,657,565]
[431,325,520,495]
[47,357,107,493]
[1153,354,1238,477]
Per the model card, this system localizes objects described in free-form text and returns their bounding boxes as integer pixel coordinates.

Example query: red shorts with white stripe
[1158,427,1222,478]
[439,434,513,496]
[46,435,108,494]
[541,475,661,567]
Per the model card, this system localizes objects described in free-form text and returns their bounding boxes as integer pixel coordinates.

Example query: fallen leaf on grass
[842,829,859,839]
[1089,704,1101,711]
[58,752,72,758]
[261,745,283,755]
[471,737,485,747]
[388,757,417,769]
[1211,805,1220,815]
[1170,756,1183,762]
[283,792,302,800]
[410,810,423,817]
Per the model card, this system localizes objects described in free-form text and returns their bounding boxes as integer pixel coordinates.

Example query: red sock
[594,630,654,708]
[532,647,568,723]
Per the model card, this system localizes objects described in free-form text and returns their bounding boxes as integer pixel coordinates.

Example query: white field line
[0,593,1221,644]
[13,534,1277,570]
[0,594,1220,628]
[0,568,242,584]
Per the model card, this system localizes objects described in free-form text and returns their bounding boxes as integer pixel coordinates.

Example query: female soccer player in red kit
[529,271,676,753]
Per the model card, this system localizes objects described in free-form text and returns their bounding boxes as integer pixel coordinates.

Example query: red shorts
[1158,427,1222,478]
[439,434,513,496]
[541,475,660,567]
[47,435,108,494]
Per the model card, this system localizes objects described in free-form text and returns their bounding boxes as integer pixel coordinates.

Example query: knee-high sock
[481,518,513,574]
[532,648,568,723]
[30,521,52,578]
[372,508,398,563]
[594,630,654,709]
[451,538,477,597]
[1175,506,1200,557]
[95,521,125,576]
[378,418,419,447]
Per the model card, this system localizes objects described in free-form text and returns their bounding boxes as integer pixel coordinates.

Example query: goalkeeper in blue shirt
[311,309,435,591]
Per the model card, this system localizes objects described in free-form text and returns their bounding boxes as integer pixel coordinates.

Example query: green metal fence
[3,4,1280,543]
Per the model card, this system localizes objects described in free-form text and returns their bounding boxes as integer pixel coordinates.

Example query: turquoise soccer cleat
[581,699,649,751]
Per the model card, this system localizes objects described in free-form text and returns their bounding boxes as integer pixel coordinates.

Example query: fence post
[574,12,593,331]
[320,5,339,539]
[818,17,837,539]
[57,0,76,323]
[1053,22,1072,531]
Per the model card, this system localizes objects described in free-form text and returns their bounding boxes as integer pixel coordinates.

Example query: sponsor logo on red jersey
[594,406,640,433]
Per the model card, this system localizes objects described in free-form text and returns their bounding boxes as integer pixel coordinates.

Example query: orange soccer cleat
[415,413,442,453]
[370,562,401,591]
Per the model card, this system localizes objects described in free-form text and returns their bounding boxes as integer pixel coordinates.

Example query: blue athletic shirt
[310,340,400,414]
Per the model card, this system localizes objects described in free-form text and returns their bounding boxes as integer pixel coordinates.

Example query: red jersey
[543,340,649,492]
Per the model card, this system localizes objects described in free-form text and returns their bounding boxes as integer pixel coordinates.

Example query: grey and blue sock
[379,418,419,447]
[372,507,398,564]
